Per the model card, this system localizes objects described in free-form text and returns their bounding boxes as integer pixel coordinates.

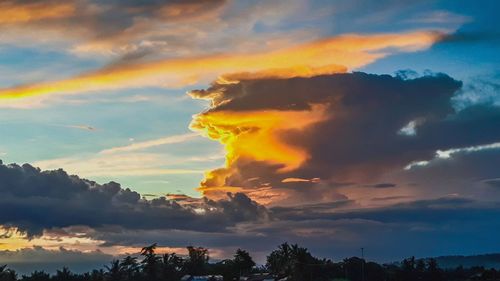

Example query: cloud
[85,196,500,263]
[100,133,200,154]
[399,142,500,198]
[32,132,220,178]
[405,10,472,25]
[33,153,204,177]
[1,159,500,266]
[0,1,76,24]
[190,72,458,203]
[0,0,227,54]
[281,177,320,183]
[0,30,443,100]
[0,246,112,274]
[49,124,96,131]
[0,161,269,237]
[189,71,500,205]
[367,183,397,188]
[483,178,500,188]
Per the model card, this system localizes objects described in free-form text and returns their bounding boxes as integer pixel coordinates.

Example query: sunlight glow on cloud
[406,142,500,170]
[190,105,328,174]
[0,1,75,24]
[0,30,443,100]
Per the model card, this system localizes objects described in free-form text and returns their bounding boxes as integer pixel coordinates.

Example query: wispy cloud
[32,133,214,178]
[405,10,472,25]
[51,124,96,131]
[100,133,200,154]
[0,30,444,100]
[34,153,204,177]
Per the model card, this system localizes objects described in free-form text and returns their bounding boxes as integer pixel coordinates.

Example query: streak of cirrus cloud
[0,30,444,99]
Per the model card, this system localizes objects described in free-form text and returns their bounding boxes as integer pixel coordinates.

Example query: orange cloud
[190,104,328,204]
[197,185,287,206]
[190,105,328,173]
[0,30,443,100]
[0,1,75,24]
[281,177,320,183]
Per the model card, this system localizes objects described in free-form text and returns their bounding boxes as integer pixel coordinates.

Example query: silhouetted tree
[0,266,16,281]
[87,270,105,281]
[52,267,74,281]
[427,258,443,281]
[1,243,498,281]
[105,260,123,281]
[141,244,161,281]
[184,246,209,276]
[161,253,183,281]
[266,242,321,281]
[233,249,255,276]
[20,271,50,281]
[120,256,140,281]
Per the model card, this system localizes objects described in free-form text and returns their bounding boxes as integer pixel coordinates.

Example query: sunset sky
[0,0,500,274]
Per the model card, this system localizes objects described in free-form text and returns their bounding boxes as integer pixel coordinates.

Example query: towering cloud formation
[190,72,500,205]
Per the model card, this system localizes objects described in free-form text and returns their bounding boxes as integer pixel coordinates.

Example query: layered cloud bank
[1,159,500,266]
[0,161,268,237]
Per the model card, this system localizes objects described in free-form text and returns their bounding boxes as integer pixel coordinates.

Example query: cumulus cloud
[0,161,268,237]
[189,72,500,205]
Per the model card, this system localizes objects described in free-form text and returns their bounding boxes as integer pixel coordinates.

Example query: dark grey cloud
[0,161,268,236]
[1,157,498,265]
[0,247,112,275]
[86,196,500,263]
[483,178,500,188]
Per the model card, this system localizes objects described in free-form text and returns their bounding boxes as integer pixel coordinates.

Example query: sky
[0,0,499,274]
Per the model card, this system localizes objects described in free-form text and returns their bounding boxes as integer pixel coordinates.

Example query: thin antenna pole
[361,247,365,281]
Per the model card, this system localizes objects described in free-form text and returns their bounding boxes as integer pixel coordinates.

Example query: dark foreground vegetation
[1,243,499,281]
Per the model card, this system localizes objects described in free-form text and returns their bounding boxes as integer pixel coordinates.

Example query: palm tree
[266,243,319,281]
[266,243,294,278]
[141,244,161,281]
[0,265,17,281]
[233,249,255,276]
[162,253,183,281]
[105,260,123,281]
[120,256,139,280]
[184,246,209,276]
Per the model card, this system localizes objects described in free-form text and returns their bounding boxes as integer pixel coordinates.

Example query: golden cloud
[0,1,75,24]
[190,105,328,173]
[0,30,443,100]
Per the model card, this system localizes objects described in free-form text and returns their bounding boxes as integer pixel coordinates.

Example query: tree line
[0,242,498,281]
